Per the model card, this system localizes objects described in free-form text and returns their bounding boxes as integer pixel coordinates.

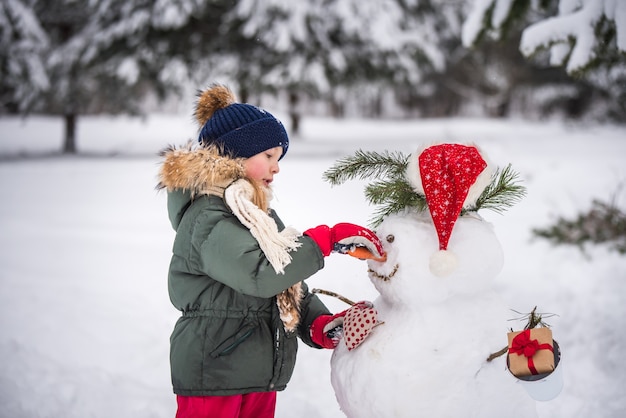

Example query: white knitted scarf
[223,179,304,332]
[224,179,302,274]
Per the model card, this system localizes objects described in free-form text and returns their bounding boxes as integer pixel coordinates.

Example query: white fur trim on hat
[405,143,430,195]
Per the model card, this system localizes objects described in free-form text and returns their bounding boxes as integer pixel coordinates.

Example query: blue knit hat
[195,85,289,160]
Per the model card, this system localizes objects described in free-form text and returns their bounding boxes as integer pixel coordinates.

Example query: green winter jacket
[166,186,330,396]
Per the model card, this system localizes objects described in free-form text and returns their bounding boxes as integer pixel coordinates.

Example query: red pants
[175,392,277,418]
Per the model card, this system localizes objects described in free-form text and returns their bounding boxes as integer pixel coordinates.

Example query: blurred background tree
[463,0,626,120]
[1,0,624,153]
[2,0,166,153]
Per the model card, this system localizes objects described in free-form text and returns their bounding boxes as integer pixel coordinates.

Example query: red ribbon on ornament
[508,329,554,375]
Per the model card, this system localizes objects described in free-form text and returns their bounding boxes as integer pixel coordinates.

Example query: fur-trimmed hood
[157,142,246,195]
[157,141,306,332]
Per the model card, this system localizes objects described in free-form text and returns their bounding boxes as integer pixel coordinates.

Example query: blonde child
[157,85,383,418]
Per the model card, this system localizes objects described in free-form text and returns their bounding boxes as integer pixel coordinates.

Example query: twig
[508,306,558,329]
[311,288,356,306]
[486,346,508,362]
[526,306,542,329]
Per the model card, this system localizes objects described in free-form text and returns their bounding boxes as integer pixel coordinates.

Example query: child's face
[244,146,283,187]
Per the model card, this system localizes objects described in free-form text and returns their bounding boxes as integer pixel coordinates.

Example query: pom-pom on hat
[195,84,289,160]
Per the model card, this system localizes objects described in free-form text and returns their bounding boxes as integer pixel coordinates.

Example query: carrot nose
[347,246,387,262]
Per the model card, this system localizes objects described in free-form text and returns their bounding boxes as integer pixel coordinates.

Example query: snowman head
[367,210,504,306]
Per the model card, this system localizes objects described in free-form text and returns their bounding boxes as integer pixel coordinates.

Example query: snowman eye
[386,234,395,243]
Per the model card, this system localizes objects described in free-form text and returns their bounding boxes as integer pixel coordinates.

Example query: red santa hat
[406,143,492,277]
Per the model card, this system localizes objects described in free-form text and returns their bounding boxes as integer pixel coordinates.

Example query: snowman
[324,144,538,418]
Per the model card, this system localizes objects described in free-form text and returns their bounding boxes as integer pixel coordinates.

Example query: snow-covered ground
[1,114,625,417]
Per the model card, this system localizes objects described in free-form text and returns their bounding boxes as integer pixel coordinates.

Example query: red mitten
[303,225,334,256]
[304,223,385,259]
[310,311,347,349]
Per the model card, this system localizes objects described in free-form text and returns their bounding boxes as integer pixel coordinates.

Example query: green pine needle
[365,179,428,226]
[467,164,527,214]
[322,150,419,227]
[322,149,409,185]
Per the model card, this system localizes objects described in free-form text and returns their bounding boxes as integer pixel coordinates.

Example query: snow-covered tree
[462,0,626,120]
[220,0,464,126]
[463,0,626,75]
[4,0,621,144]
[0,0,49,113]
[0,0,210,153]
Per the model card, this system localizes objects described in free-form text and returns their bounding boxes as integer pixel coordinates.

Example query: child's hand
[310,311,346,349]
[304,223,386,260]
[333,243,388,262]
[310,302,375,349]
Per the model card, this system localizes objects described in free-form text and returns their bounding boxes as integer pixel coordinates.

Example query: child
[157,84,384,418]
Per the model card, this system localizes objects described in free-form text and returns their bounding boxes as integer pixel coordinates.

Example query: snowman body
[330,212,538,417]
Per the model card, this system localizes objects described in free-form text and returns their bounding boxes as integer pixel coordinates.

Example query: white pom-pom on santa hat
[429,249,459,278]
[406,143,491,277]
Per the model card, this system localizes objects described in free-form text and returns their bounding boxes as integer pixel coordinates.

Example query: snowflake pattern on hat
[418,144,487,252]
[343,303,380,351]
